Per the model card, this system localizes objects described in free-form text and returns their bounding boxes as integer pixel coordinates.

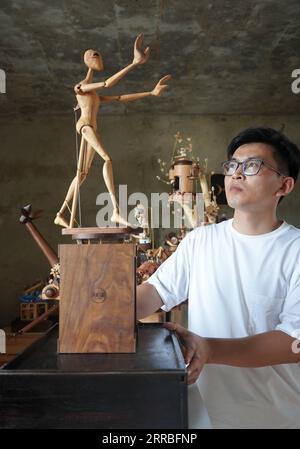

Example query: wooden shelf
[0,332,43,367]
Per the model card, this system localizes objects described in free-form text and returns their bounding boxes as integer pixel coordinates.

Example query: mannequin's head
[84,49,104,71]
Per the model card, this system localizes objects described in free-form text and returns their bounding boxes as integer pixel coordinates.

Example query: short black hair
[227,127,300,183]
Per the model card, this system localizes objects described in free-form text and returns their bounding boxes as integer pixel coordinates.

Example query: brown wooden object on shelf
[58,228,136,353]
[20,204,59,266]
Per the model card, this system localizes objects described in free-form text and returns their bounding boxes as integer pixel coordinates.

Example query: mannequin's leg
[54,138,95,227]
[69,137,88,227]
[81,126,130,227]
[56,146,95,213]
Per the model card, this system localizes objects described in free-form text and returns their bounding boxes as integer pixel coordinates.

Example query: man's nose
[232,164,245,179]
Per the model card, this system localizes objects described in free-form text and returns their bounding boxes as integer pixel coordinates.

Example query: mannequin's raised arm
[100,90,151,103]
[75,80,106,94]
[75,62,140,94]
[100,75,171,103]
[75,34,150,94]
[102,34,150,88]
[103,62,138,88]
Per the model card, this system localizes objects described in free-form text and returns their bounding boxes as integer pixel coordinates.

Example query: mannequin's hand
[164,322,211,384]
[151,75,171,96]
[133,33,150,65]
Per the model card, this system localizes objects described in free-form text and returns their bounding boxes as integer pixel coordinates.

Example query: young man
[137,127,300,429]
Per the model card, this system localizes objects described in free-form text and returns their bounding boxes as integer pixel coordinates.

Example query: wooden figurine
[55,34,171,228]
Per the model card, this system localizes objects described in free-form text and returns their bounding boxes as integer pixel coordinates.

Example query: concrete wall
[1,113,300,326]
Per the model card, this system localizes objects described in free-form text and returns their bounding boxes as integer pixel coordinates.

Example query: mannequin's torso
[75,86,100,134]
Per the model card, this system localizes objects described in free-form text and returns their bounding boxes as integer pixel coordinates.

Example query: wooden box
[0,323,187,429]
[58,243,136,353]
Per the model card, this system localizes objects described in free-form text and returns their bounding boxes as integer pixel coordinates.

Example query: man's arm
[165,323,300,385]
[136,283,164,320]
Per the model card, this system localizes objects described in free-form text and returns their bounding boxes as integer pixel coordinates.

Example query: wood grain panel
[58,244,136,353]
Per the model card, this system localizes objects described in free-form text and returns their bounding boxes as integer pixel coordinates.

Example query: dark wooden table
[0,323,187,429]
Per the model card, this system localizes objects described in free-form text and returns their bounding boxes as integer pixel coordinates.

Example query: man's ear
[275,177,295,199]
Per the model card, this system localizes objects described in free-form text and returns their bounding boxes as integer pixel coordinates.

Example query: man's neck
[232,210,283,235]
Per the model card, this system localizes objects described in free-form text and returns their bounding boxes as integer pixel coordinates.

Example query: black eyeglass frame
[221,158,287,177]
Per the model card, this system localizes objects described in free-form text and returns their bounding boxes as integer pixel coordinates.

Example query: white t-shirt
[147,219,300,428]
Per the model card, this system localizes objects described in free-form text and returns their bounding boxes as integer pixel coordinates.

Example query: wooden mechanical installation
[53,35,171,353]
[19,205,59,334]
[165,134,219,227]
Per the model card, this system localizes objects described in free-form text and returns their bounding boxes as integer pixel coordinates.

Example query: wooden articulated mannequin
[55,34,171,228]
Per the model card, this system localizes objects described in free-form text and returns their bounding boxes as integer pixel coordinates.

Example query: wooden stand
[58,228,137,353]
[0,324,187,429]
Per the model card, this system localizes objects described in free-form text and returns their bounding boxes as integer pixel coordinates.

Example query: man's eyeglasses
[221,158,286,177]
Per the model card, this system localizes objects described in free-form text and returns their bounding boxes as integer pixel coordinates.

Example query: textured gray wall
[1,113,300,326]
[2,0,300,117]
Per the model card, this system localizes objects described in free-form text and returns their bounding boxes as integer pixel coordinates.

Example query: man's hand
[164,322,211,385]
[165,325,300,376]
[133,33,150,65]
[151,75,171,96]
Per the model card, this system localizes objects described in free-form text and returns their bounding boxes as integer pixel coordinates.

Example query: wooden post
[20,204,59,267]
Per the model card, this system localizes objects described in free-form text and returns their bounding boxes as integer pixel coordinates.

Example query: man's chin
[227,197,247,209]
[225,191,245,209]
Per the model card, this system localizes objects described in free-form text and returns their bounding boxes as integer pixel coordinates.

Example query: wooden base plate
[62,227,142,240]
